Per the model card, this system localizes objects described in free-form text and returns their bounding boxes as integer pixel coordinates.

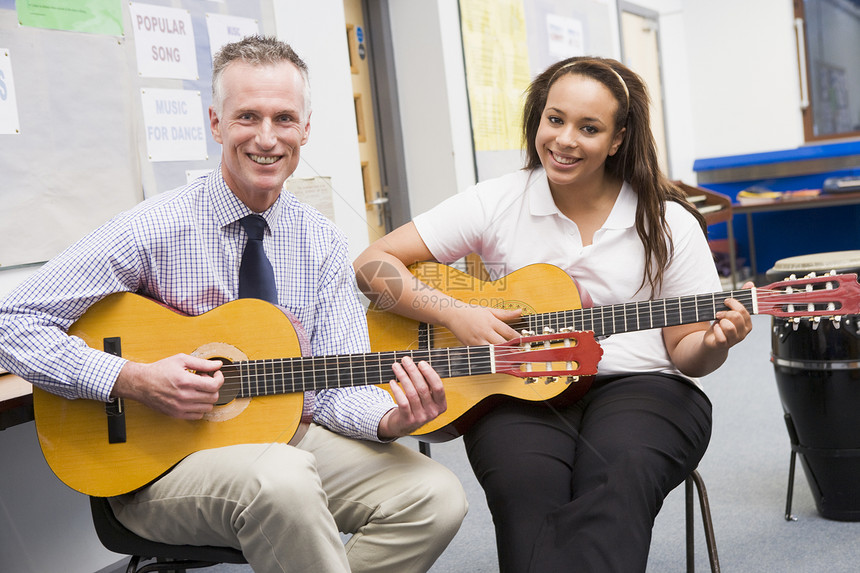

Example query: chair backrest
[89,496,246,564]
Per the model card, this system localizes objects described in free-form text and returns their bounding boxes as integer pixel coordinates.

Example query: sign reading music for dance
[140,88,207,162]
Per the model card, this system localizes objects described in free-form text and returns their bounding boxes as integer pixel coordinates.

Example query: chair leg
[686,470,721,573]
[686,475,695,573]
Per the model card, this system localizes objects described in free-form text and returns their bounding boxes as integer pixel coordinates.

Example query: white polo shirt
[413,167,722,381]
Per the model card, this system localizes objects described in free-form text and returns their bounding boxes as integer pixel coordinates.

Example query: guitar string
[395,285,845,347]
[202,285,845,396]
[209,343,592,395]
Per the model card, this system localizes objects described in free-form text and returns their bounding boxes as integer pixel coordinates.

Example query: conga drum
[768,251,860,521]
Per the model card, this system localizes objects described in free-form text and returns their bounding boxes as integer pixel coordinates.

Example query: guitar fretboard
[223,346,493,398]
[517,289,755,337]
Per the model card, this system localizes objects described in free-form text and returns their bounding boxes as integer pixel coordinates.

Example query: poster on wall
[16,0,123,35]
[206,13,259,60]
[140,88,208,162]
[129,2,199,80]
[0,49,20,134]
[546,14,585,60]
[458,0,531,153]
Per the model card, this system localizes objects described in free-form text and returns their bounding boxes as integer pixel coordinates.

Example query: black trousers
[463,373,712,573]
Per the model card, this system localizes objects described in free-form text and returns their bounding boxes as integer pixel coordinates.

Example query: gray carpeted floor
[184,313,860,572]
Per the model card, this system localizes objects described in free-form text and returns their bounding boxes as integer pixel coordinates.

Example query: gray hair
[211,35,311,120]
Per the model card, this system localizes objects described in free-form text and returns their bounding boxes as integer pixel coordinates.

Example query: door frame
[361,0,412,229]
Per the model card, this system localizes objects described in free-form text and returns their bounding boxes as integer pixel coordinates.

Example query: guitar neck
[223,346,493,398]
[518,288,755,337]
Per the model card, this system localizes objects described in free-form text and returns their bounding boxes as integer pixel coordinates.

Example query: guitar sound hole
[209,356,239,406]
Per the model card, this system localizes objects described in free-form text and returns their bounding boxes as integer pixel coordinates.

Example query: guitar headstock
[757,272,860,318]
[493,330,602,380]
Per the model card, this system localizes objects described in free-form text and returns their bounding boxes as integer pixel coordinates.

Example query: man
[0,36,466,572]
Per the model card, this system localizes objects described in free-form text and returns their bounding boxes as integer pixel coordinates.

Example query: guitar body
[367,262,594,441]
[34,294,308,497]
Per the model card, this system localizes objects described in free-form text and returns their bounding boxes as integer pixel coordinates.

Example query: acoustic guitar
[367,262,860,437]
[33,292,601,497]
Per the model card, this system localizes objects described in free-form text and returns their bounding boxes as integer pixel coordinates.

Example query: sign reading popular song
[140,88,207,162]
[129,2,198,80]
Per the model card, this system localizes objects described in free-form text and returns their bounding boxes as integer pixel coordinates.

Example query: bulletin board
[458,0,620,182]
[0,0,273,269]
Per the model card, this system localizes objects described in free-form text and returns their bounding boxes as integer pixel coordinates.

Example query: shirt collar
[207,164,283,231]
[527,167,636,229]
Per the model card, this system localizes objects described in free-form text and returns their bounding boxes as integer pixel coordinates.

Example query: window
[795,0,860,141]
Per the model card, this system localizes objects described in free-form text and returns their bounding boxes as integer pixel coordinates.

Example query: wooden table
[0,372,33,430]
[728,191,860,286]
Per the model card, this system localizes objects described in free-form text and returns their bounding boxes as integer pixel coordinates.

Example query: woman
[355,57,752,572]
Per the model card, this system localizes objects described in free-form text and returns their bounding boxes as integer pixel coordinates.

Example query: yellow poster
[459,0,531,151]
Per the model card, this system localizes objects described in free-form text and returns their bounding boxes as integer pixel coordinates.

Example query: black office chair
[685,469,721,573]
[90,496,247,573]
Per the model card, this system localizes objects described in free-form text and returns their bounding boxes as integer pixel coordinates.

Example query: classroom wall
[633,0,804,180]
[273,0,370,259]
[388,0,476,218]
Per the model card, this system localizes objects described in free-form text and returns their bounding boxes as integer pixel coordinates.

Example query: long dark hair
[522,56,706,294]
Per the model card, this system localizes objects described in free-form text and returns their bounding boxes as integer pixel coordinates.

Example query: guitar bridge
[103,336,127,444]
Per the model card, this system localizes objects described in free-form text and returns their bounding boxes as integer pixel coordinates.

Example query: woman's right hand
[441,302,522,345]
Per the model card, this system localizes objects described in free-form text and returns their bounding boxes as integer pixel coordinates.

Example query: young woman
[355,56,752,572]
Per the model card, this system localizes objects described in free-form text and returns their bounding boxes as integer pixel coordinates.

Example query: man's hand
[377,356,447,440]
[112,354,224,419]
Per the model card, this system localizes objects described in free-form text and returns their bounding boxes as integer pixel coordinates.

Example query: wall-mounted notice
[16,0,123,35]
[206,13,259,60]
[546,14,584,60]
[0,49,20,135]
[140,88,208,162]
[129,2,198,80]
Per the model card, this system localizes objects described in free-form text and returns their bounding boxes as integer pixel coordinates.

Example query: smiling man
[0,36,466,573]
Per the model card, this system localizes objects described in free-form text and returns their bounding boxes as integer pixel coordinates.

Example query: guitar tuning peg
[804,271,818,279]
[520,329,535,337]
[560,326,574,333]
[542,327,555,334]
[545,376,557,384]
[566,376,579,384]
[525,377,537,384]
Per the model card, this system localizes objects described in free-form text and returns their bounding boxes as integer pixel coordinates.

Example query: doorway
[619,3,670,175]
[344,0,393,243]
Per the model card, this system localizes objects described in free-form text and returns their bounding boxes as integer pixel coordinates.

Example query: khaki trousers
[111,423,467,573]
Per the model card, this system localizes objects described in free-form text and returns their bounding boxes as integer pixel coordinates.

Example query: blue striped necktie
[238,214,278,303]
